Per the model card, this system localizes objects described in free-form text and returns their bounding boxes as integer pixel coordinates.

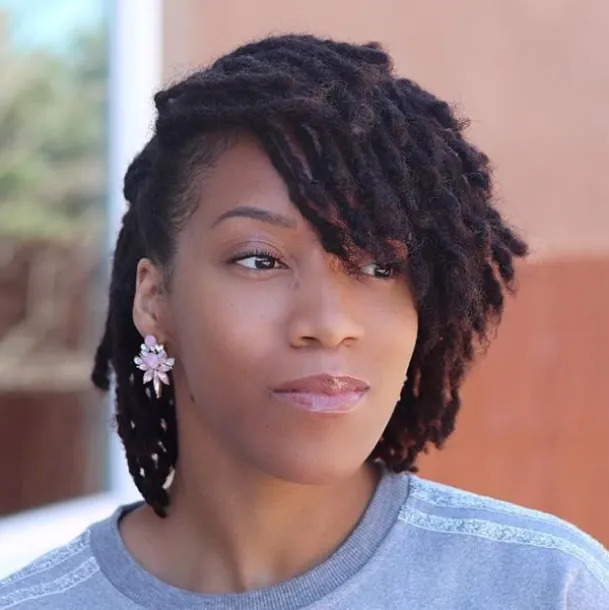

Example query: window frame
[0,0,163,578]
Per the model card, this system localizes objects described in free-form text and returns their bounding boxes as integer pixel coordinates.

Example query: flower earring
[134,335,175,399]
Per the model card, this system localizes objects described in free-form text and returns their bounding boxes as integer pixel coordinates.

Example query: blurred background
[0,0,607,577]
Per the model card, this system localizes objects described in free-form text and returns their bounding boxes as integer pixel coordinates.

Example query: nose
[288,260,364,350]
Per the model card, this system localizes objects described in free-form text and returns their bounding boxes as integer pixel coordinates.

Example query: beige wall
[163,0,609,258]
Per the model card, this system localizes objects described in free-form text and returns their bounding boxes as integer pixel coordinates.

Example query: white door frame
[0,0,163,579]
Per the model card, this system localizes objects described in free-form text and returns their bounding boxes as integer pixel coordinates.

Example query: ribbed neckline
[90,469,410,609]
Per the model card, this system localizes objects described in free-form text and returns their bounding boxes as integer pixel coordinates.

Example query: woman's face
[135,136,418,484]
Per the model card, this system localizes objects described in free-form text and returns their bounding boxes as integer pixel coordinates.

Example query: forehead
[193,135,296,222]
[181,133,407,263]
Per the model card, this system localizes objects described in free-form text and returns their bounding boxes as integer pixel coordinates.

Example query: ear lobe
[132,258,166,339]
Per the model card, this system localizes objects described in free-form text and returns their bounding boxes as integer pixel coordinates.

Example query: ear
[132,258,170,341]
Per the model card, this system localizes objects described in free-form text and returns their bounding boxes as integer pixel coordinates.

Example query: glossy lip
[271,373,370,414]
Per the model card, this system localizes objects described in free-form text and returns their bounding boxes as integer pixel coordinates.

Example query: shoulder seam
[398,504,609,593]
[408,476,607,557]
[0,531,91,590]
[0,557,99,609]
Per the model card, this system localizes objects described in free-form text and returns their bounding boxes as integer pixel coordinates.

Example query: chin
[250,443,373,486]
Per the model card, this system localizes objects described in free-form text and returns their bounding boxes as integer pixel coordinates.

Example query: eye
[233,252,284,271]
[236,255,278,270]
[360,262,395,279]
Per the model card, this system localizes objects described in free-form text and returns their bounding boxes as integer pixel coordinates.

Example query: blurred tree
[0,10,106,239]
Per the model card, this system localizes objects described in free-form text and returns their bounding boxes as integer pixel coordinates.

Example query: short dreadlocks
[92,34,527,517]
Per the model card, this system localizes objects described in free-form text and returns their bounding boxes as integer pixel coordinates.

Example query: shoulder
[0,530,101,609]
[400,475,609,599]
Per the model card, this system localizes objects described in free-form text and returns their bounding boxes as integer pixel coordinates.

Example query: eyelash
[230,248,399,279]
[229,248,286,272]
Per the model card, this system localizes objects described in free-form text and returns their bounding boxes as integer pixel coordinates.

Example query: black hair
[92,34,527,517]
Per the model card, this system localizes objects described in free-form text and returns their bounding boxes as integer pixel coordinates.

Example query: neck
[121,436,379,595]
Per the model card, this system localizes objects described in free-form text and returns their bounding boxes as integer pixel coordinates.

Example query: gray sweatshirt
[1,471,608,609]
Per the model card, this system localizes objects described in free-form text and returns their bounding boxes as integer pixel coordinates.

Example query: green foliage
[0,19,107,240]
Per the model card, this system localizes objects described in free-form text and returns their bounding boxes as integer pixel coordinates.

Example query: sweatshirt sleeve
[566,561,609,609]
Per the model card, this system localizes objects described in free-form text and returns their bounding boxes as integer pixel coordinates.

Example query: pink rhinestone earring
[134,335,175,399]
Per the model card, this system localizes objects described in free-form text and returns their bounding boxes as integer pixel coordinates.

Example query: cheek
[169,277,287,382]
[385,305,418,365]
[368,296,418,393]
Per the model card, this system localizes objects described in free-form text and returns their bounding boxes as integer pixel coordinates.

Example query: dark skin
[123,136,418,594]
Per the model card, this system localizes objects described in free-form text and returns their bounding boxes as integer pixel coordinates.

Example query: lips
[272,374,369,414]
[273,373,369,395]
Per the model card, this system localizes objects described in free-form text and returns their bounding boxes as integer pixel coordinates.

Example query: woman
[2,34,607,609]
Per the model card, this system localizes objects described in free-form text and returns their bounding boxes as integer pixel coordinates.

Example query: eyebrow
[212,205,297,229]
